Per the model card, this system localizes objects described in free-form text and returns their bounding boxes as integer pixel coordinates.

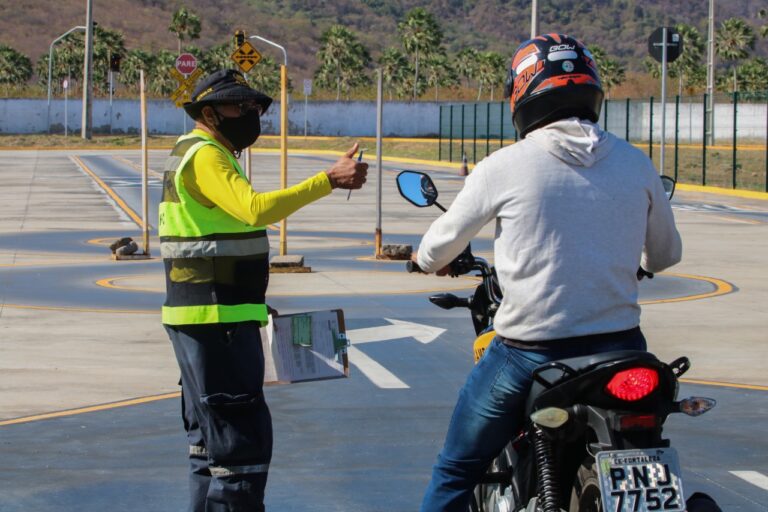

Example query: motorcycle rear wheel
[569,460,603,512]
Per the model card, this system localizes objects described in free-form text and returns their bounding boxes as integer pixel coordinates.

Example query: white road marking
[730,471,768,491]
[347,346,409,389]
[344,319,445,389]
[347,318,445,345]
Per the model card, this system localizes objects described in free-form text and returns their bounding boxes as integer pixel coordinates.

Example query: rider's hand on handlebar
[410,252,452,276]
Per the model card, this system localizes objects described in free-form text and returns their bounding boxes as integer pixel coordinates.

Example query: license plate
[596,448,685,511]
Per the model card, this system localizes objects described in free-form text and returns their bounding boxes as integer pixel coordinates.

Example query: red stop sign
[175,53,198,75]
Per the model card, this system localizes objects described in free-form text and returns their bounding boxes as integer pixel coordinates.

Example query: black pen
[347,149,364,201]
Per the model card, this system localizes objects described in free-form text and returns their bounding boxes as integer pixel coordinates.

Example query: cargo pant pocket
[199,392,273,468]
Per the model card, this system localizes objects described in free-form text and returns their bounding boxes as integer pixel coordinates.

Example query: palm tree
[169,7,201,55]
[120,49,155,94]
[671,24,706,95]
[422,50,458,101]
[475,51,506,101]
[379,47,411,100]
[588,45,625,99]
[314,25,370,100]
[716,17,756,92]
[758,9,768,38]
[455,48,479,90]
[0,44,32,95]
[398,7,442,100]
[247,55,281,97]
[736,58,768,96]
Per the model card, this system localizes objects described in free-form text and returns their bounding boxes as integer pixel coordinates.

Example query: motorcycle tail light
[618,414,658,430]
[605,367,659,401]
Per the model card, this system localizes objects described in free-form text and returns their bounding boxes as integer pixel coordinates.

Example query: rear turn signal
[605,368,659,401]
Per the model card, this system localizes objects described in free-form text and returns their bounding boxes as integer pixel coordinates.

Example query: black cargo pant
[166,321,272,512]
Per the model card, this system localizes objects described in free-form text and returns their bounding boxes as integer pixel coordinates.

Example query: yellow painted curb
[677,183,768,201]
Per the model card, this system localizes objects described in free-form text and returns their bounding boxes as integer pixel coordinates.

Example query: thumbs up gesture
[326,142,369,189]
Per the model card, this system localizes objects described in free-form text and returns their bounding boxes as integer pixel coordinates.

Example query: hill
[2,0,767,83]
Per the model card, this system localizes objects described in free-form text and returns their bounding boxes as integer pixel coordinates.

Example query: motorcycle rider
[413,34,682,511]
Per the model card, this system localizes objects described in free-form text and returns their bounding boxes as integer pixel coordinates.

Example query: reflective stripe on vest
[159,133,269,326]
[162,304,268,325]
[160,233,270,259]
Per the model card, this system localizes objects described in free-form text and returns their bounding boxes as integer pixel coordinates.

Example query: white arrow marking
[347,346,409,389]
[347,318,446,345]
[730,471,768,491]
[344,319,445,389]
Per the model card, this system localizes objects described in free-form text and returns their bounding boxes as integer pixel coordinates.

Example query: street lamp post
[47,25,86,133]
[82,0,94,140]
[249,35,289,256]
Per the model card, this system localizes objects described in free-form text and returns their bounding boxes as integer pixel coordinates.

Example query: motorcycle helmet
[504,33,604,138]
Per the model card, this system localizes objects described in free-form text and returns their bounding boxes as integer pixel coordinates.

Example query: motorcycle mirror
[396,171,439,208]
[660,175,676,200]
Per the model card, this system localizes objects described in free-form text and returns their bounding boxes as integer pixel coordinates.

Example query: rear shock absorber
[533,426,561,512]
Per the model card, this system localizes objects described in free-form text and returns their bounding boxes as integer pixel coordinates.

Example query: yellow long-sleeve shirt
[183,129,332,226]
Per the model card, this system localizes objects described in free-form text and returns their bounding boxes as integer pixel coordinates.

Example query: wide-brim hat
[183,69,273,119]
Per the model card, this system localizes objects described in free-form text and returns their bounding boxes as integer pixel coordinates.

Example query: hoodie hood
[526,117,615,167]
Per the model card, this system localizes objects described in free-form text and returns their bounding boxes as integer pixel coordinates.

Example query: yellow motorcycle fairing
[473,330,496,363]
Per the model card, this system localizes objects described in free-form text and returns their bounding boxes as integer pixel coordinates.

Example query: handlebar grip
[406,260,423,273]
[637,267,655,280]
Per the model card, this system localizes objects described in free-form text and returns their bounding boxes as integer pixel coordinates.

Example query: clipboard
[261,309,350,385]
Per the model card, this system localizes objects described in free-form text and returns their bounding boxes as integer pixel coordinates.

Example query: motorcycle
[396,170,722,512]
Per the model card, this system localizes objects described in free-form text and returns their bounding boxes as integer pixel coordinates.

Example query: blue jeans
[420,328,647,512]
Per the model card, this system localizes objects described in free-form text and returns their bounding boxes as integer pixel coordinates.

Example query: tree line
[1,6,766,101]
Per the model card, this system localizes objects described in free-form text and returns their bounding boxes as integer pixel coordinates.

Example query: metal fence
[438,92,768,192]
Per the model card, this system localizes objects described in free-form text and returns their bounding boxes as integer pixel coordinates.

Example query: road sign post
[231,41,262,73]
[648,27,683,176]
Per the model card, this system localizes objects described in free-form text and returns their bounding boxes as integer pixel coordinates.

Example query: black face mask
[214,109,261,152]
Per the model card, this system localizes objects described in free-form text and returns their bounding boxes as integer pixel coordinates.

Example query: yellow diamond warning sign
[231,41,262,73]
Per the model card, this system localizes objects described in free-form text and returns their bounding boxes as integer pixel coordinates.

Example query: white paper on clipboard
[260,309,349,385]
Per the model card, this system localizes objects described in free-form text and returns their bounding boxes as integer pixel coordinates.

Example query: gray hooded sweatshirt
[416,118,682,341]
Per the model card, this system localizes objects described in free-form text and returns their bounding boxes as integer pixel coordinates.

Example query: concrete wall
[0,98,440,137]
[1,98,764,142]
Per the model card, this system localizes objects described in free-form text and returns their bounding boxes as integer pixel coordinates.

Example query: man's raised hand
[326,142,369,190]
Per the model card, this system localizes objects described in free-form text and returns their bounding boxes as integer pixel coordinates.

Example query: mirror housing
[396,171,438,208]
[660,175,676,200]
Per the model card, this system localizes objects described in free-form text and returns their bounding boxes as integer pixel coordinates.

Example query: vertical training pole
[732,91,738,189]
[659,26,668,176]
[765,100,768,192]
[449,105,454,162]
[279,64,288,256]
[472,103,477,164]
[375,69,383,258]
[460,104,465,162]
[81,0,94,140]
[603,99,608,131]
[674,95,680,181]
[140,69,150,256]
[702,93,708,186]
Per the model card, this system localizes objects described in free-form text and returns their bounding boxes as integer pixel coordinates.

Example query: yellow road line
[679,378,768,391]
[70,155,144,228]
[0,303,157,314]
[0,392,181,427]
[2,374,765,428]
[639,273,733,305]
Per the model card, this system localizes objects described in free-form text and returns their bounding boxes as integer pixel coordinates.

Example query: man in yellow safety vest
[159,68,367,511]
